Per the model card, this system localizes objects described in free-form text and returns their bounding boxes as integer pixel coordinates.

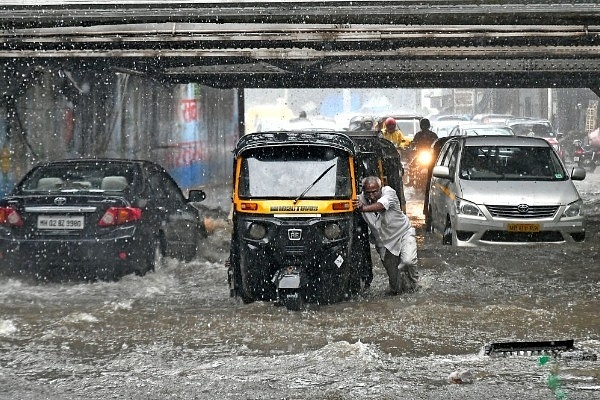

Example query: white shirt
[359,186,412,257]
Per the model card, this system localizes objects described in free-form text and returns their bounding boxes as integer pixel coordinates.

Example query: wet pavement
[0,174,599,399]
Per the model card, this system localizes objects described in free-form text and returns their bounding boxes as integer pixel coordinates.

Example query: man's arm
[354,200,385,213]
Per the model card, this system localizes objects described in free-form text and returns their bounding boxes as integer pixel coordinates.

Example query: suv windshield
[239,146,352,198]
[459,145,566,181]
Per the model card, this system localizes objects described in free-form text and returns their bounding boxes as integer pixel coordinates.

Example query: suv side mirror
[432,165,451,179]
[571,167,586,181]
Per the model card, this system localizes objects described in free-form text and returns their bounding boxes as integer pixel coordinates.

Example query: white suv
[428,135,586,246]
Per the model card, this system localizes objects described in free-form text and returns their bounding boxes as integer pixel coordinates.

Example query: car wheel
[182,229,199,262]
[442,217,453,245]
[424,204,433,233]
[144,237,164,274]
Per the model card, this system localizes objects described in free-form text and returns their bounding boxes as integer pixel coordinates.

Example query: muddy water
[0,177,599,399]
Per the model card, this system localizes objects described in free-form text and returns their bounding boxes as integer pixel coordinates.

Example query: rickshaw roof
[346,132,400,159]
[234,131,356,157]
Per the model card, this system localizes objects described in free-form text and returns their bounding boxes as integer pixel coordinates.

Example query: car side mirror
[432,165,451,179]
[570,167,586,181]
[188,189,206,203]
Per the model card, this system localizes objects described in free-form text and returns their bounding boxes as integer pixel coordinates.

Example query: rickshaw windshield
[239,146,352,199]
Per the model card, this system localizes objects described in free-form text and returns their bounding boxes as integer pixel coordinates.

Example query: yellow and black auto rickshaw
[228,131,367,310]
[227,130,404,310]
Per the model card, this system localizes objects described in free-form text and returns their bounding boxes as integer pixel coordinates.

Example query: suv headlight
[455,198,484,217]
[563,199,583,218]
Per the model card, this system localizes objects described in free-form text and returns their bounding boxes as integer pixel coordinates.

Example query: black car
[0,159,206,280]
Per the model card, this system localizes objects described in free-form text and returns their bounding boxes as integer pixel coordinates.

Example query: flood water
[1,173,599,399]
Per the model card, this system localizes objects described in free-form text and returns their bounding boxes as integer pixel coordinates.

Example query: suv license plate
[507,223,540,233]
[37,215,85,230]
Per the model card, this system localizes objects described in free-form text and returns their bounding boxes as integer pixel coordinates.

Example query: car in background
[0,159,207,280]
[448,122,515,137]
[428,135,586,246]
[505,118,564,160]
[347,115,376,131]
[471,113,515,124]
[431,119,461,138]
[284,116,338,131]
[431,114,471,122]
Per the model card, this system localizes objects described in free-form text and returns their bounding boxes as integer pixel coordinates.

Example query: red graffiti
[180,100,198,123]
[165,141,206,168]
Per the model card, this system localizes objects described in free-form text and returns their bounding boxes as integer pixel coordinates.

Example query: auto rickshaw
[227,131,370,310]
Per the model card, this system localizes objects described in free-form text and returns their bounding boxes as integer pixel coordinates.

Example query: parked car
[0,158,207,280]
[448,122,515,137]
[428,136,586,246]
[505,118,564,160]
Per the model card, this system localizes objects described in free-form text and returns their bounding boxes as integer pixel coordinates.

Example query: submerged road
[0,175,599,399]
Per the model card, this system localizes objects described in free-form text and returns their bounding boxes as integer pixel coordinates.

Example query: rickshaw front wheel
[282,290,305,311]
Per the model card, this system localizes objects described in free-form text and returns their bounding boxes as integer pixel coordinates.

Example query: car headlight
[455,198,484,217]
[247,223,267,240]
[323,222,342,240]
[563,199,583,218]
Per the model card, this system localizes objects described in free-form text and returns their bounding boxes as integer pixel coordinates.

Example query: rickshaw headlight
[323,222,342,240]
[248,223,267,240]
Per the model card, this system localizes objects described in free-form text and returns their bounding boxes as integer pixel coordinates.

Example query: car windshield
[20,163,138,193]
[459,145,566,181]
[509,122,556,138]
[239,146,352,198]
[462,127,514,136]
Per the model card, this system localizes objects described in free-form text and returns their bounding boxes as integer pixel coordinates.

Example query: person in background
[411,118,438,153]
[381,117,410,149]
[353,176,419,295]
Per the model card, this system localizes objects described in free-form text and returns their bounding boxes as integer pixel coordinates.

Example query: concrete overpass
[0,1,598,195]
[1,1,599,93]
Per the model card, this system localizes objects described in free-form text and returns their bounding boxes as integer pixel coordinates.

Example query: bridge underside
[0,1,599,92]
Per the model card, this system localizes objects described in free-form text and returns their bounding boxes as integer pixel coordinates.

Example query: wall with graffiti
[0,71,238,197]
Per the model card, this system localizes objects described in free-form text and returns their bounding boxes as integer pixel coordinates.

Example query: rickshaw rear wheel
[236,253,257,304]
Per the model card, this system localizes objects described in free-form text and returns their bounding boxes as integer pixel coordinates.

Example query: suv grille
[486,205,558,219]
